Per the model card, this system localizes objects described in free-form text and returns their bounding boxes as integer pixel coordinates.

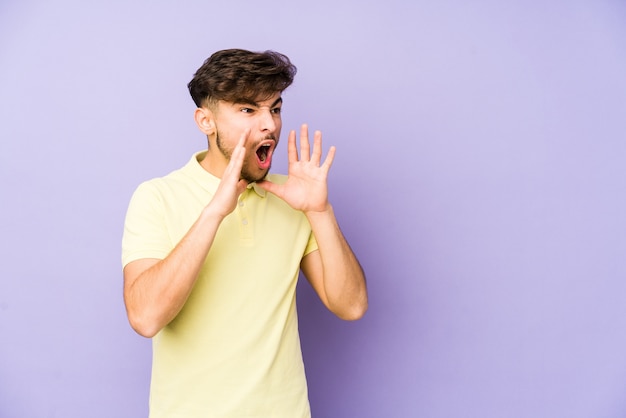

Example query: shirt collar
[248,182,267,197]
[187,151,267,198]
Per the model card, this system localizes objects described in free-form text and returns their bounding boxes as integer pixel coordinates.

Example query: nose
[259,109,277,132]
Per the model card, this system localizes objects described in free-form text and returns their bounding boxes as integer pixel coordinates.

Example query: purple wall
[1,1,625,417]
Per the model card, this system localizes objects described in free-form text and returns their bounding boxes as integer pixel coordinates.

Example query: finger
[300,124,310,162]
[224,129,250,179]
[321,145,336,173]
[223,146,245,181]
[287,129,298,163]
[236,128,250,149]
[235,179,248,195]
[255,179,280,197]
[310,130,323,165]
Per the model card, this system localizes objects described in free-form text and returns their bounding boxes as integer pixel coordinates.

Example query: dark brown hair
[187,49,297,108]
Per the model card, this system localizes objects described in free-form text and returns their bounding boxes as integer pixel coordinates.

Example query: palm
[258,125,335,213]
[208,129,250,217]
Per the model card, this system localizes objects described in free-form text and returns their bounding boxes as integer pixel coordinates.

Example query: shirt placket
[236,191,254,242]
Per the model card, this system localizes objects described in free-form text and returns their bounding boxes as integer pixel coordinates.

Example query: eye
[271,107,282,114]
[241,108,254,114]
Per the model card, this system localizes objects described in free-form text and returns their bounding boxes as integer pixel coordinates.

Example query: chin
[242,169,269,183]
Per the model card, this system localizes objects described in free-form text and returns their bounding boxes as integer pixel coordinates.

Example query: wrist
[201,203,229,223]
[304,203,333,220]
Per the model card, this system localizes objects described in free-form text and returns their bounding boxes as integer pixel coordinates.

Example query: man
[122,49,368,417]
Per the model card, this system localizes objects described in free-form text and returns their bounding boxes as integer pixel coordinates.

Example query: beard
[215,131,273,183]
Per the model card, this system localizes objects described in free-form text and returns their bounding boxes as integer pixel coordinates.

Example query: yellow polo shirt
[122,151,317,418]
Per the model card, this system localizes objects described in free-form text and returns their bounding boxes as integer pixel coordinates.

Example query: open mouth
[255,140,275,167]
[256,143,271,163]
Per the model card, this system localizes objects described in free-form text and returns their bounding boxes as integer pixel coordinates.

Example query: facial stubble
[215,131,272,183]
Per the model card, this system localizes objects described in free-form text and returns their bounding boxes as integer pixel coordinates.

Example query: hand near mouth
[208,128,251,218]
[256,124,335,214]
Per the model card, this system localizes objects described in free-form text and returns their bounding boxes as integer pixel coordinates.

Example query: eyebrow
[235,97,283,108]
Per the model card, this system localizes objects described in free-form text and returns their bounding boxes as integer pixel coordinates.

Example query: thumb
[236,179,249,195]
[255,179,279,195]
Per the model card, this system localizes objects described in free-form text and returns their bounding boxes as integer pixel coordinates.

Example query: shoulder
[132,152,207,193]
[132,162,194,197]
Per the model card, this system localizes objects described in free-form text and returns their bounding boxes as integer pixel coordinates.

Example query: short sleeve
[303,230,318,257]
[121,181,173,267]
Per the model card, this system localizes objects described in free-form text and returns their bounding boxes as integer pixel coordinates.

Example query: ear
[194,107,215,136]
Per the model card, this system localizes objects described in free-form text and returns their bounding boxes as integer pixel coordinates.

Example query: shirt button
[239,201,244,207]
[242,219,248,225]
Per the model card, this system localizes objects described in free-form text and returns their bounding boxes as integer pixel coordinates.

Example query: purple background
[1,1,626,417]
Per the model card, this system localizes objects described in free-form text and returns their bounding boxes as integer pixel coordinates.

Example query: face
[210,92,283,182]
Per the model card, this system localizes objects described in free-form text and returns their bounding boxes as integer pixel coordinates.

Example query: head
[188,49,297,182]
[188,49,297,109]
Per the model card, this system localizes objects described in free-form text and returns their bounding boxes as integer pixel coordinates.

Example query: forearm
[305,204,368,320]
[124,205,225,337]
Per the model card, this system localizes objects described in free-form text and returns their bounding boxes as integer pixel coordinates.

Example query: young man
[122,49,368,417]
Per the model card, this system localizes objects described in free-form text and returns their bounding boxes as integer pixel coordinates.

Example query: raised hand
[257,124,335,214]
[208,129,250,218]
